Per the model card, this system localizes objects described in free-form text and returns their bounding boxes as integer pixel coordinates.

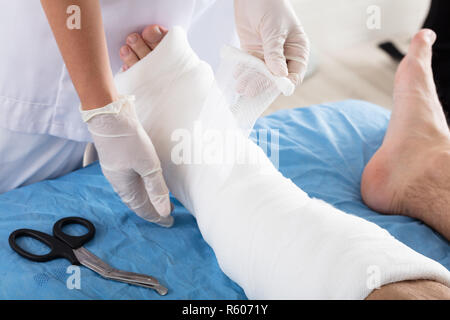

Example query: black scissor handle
[9,229,79,265]
[53,217,95,249]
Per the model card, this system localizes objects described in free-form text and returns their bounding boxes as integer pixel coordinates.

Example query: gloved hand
[81,95,173,227]
[234,0,310,86]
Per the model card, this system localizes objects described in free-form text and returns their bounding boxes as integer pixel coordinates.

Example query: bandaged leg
[115,27,450,299]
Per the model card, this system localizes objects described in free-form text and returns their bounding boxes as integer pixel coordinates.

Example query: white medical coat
[0,0,238,142]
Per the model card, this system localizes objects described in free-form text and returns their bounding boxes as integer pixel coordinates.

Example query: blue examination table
[0,100,448,299]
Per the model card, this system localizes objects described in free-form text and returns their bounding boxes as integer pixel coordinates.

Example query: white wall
[291,0,431,50]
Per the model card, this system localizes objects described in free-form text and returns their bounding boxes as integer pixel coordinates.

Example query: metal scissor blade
[73,247,168,295]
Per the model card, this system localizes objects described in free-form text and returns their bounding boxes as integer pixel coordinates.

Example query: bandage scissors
[8,216,168,295]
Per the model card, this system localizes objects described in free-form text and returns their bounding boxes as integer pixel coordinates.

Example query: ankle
[421,148,450,185]
[402,148,450,238]
[361,141,450,220]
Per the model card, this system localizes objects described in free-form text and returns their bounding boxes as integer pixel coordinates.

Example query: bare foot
[361,29,450,240]
[119,24,168,71]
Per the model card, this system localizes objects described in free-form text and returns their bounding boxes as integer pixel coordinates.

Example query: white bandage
[115,27,450,299]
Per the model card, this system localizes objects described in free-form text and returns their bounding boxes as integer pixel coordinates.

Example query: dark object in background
[378,41,405,62]
[423,0,450,119]
[378,0,450,120]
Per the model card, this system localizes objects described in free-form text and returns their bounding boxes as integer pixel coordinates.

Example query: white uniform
[0,0,238,193]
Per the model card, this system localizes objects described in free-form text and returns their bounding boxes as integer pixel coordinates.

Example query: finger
[126,33,151,59]
[141,168,172,218]
[286,60,303,86]
[156,202,174,228]
[262,35,289,77]
[284,27,310,84]
[102,168,162,223]
[131,130,172,219]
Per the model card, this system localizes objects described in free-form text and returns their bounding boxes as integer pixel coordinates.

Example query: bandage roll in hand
[81,96,173,227]
[114,27,450,299]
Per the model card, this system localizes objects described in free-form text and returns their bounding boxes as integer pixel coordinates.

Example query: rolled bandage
[115,27,450,299]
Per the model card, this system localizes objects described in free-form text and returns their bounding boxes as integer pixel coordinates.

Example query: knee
[366,280,450,300]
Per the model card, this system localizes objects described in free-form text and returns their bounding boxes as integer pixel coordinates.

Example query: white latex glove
[234,0,310,86]
[81,95,173,227]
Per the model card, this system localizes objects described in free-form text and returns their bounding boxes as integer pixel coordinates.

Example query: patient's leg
[367,280,450,300]
[116,26,450,299]
[362,30,450,241]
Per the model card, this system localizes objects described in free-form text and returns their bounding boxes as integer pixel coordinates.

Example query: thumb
[263,35,289,77]
[141,168,172,218]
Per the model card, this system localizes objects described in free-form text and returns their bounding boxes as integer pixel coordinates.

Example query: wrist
[80,95,135,122]
[80,89,120,111]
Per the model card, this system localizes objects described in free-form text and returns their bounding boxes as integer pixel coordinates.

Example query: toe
[408,29,436,61]
[126,33,151,59]
[120,45,139,69]
[142,25,168,50]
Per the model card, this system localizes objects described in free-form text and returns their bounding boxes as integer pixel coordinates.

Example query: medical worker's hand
[234,0,310,86]
[81,96,173,228]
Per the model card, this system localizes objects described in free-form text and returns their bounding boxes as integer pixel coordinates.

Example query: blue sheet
[0,100,448,299]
